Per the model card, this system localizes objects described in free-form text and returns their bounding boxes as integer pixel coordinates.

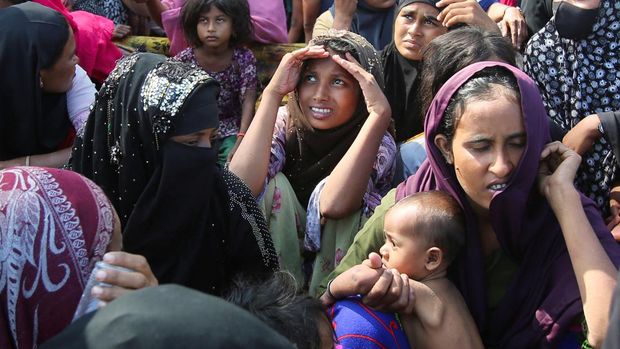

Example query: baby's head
[380,191,465,280]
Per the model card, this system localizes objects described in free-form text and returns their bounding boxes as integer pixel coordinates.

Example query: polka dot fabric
[523,0,620,215]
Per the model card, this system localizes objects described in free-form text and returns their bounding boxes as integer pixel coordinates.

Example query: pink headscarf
[33,0,122,82]
[0,167,116,349]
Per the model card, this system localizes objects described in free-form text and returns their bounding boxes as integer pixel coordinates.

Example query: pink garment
[161,0,287,56]
[499,0,517,5]
[33,0,123,82]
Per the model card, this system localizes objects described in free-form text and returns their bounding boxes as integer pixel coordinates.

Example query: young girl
[230,30,396,294]
[176,0,257,164]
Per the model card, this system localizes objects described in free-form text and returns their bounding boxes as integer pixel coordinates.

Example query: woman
[0,2,94,170]
[230,30,395,294]
[321,62,620,347]
[0,167,157,349]
[523,0,620,223]
[71,53,279,295]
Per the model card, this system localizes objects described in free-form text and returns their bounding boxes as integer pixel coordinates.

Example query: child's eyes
[303,74,317,83]
[333,78,345,86]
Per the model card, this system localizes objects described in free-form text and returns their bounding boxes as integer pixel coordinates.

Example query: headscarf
[0,167,116,349]
[328,0,395,50]
[71,53,279,295]
[523,0,620,216]
[40,285,296,349]
[283,30,385,207]
[381,0,440,143]
[0,2,72,161]
[32,0,123,82]
[395,61,620,347]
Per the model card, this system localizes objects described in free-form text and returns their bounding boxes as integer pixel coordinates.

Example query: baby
[322,190,482,349]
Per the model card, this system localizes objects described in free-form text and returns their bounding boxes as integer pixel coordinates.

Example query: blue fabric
[329,297,410,349]
[478,0,498,11]
[392,135,427,186]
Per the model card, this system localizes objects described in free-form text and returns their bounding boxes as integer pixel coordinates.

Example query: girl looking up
[176,0,257,164]
[230,30,396,294]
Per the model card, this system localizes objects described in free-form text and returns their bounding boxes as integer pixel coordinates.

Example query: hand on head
[266,45,329,97]
[91,252,159,305]
[331,53,391,119]
[436,0,499,33]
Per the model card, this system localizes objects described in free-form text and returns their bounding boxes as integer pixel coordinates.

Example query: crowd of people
[1,0,620,348]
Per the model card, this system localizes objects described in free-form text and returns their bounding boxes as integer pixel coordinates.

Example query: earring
[39,77,44,89]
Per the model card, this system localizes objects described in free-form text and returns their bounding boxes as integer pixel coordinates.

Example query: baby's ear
[425,247,443,271]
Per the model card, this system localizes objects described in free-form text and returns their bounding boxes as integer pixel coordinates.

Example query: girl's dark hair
[181,0,253,48]
[225,272,325,349]
[437,66,521,142]
[418,26,516,123]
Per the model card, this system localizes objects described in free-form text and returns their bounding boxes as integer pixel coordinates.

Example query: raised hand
[266,45,329,98]
[436,0,499,33]
[331,53,391,120]
[538,141,582,207]
[498,6,527,50]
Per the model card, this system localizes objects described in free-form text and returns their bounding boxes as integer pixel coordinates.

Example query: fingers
[387,274,413,313]
[367,252,383,269]
[102,252,158,286]
[92,284,130,303]
[362,268,395,307]
[331,52,370,82]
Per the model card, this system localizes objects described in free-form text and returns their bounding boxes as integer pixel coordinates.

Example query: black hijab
[41,285,296,349]
[71,53,279,295]
[381,0,440,143]
[0,2,71,161]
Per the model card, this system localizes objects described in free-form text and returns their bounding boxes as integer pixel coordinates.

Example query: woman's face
[297,55,361,130]
[393,3,447,61]
[39,28,78,93]
[169,128,215,148]
[435,90,526,214]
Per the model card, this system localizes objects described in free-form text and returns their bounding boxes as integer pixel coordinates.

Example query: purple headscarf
[395,61,620,347]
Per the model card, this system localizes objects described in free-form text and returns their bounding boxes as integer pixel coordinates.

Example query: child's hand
[266,45,328,98]
[331,53,391,120]
[112,24,131,39]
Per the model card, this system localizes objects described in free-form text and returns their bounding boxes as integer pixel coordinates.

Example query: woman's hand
[436,0,499,33]
[538,141,582,207]
[562,114,603,156]
[332,53,391,120]
[265,45,329,98]
[112,24,131,39]
[498,6,527,50]
[92,252,158,305]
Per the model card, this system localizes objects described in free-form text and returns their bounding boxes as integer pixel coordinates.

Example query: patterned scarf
[0,167,115,349]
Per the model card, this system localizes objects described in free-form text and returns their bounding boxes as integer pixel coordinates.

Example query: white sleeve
[67,65,96,133]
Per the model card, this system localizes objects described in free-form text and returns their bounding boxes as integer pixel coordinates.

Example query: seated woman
[0,167,157,349]
[322,62,620,347]
[229,30,396,294]
[71,52,279,295]
[0,2,95,170]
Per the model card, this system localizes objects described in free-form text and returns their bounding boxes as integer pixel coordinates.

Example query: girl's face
[393,3,447,61]
[297,55,361,130]
[435,91,526,215]
[196,6,233,49]
[170,128,215,147]
[40,28,78,93]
